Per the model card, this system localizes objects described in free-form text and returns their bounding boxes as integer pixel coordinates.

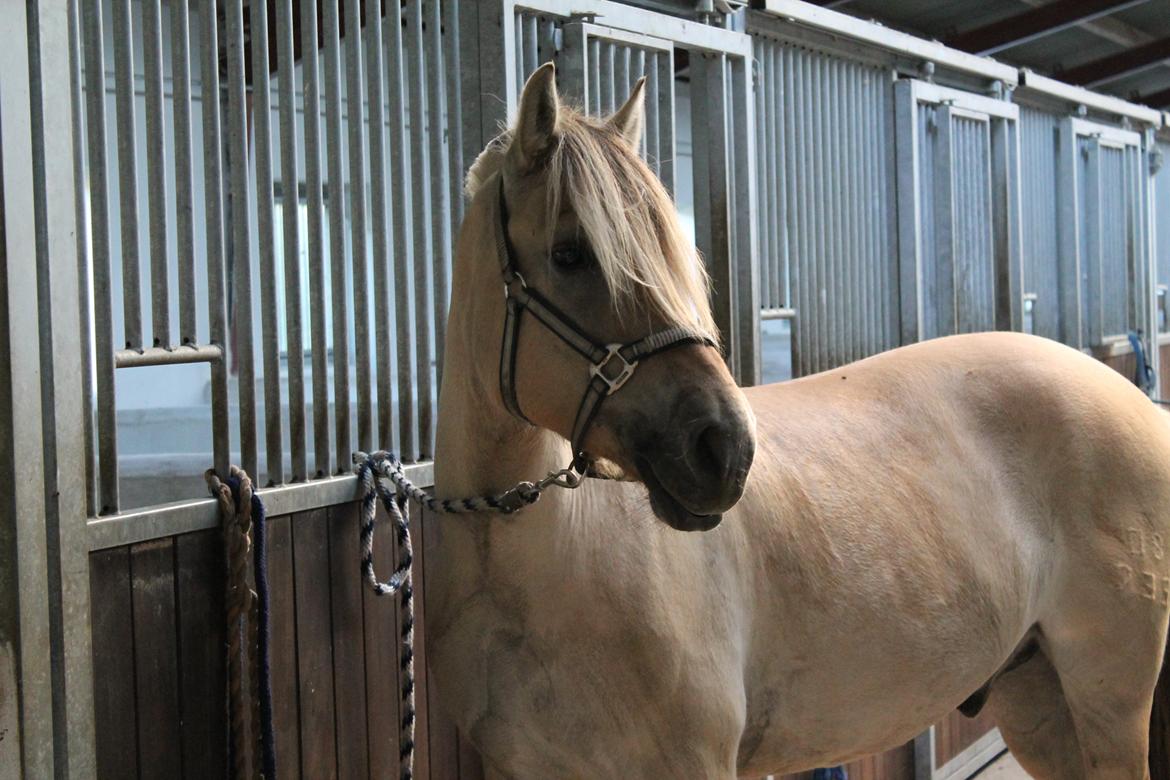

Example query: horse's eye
[551,244,588,271]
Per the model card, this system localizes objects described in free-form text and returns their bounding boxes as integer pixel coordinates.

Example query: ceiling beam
[1059,37,1170,86]
[945,0,1151,56]
[1135,85,1170,107]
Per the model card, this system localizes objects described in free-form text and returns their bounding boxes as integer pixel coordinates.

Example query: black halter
[494,177,718,473]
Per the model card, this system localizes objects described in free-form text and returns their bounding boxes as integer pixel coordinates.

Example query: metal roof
[819,0,1170,109]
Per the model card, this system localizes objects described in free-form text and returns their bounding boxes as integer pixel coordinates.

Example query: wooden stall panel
[291,508,338,778]
[90,546,139,778]
[90,503,495,780]
[329,502,370,779]
[175,530,227,779]
[267,515,302,778]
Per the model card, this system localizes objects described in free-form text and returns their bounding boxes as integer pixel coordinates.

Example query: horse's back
[733,332,1170,774]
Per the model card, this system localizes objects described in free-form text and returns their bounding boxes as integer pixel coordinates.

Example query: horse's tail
[1151,641,1170,776]
[1153,408,1170,776]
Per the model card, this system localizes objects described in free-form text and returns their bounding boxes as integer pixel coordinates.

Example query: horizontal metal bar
[114,344,223,368]
[1070,115,1145,146]
[513,0,752,57]
[934,728,1006,780]
[751,0,1018,84]
[1019,69,1163,126]
[906,80,1020,120]
[87,461,436,551]
[578,22,674,54]
[761,307,797,321]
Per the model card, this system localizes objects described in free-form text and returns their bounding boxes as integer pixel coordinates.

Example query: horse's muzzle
[635,397,755,532]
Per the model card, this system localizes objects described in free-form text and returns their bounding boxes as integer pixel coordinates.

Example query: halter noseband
[494,176,717,474]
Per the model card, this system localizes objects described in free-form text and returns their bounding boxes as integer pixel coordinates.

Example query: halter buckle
[592,344,638,395]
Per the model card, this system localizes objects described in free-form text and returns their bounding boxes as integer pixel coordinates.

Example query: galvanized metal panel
[755,36,898,375]
[1018,107,1061,341]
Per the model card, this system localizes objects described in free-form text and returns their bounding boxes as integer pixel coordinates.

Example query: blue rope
[1128,330,1155,394]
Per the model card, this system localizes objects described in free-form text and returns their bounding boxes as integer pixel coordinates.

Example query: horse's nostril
[694,423,730,480]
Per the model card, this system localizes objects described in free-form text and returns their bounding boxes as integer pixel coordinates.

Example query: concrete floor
[974,751,1030,779]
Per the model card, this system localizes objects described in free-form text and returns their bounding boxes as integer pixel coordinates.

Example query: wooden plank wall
[89,501,484,780]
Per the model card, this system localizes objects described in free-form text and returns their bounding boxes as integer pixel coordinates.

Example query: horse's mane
[465,107,717,340]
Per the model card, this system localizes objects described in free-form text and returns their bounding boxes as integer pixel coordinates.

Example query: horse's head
[459,63,755,531]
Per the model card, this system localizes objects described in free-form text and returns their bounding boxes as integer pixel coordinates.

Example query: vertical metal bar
[367,0,393,451]
[841,63,857,361]
[657,47,674,196]
[524,13,538,79]
[67,0,95,517]
[810,55,826,370]
[633,48,646,149]
[252,0,283,484]
[29,0,96,767]
[408,0,435,458]
[301,0,331,476]
[618,46,631,107]
[111,0,142,349]
[731,53,760,384]
[171,0,197,345]
[389,0,417,462]
[787,47,808,373]
[444,0,465,231]
[992,116,1022,332]
[589,37,601,116]
[81,0,118,511]
[323,0,349,471]
[895,80,922,345]
[225,0,257,477]
[559,23,588,110]
[646,50,661,178]
[345,0,371,454]
[514,12,524,92]
[771,44,787,311]
[200,0,230,480]
[1056,117,1083,348]
[755,46,769,312]
[934,105,956,337]
[0,1,53,766]
[691,54,735,375]
[428,0,452,399]
[277,0,306,480]
[603,42,615,115]
[1084,137,1104,347]
[142,0,170,347]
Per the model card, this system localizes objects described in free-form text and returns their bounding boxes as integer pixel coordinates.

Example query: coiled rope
[206,466,276,780]
[353,450,584,780]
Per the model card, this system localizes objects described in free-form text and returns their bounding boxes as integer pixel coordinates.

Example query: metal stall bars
[747,1,1021,377]
[1016,71,1162,394]
[746,27,901,377]
[560,23,675,194]
[82,0,447,550]
[895,80,1023,343]
[475,0,760,385]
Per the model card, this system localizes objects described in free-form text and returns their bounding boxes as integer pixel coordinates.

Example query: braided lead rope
[352,450,583,780]
[206,469,252,780]
[206,466,276,780]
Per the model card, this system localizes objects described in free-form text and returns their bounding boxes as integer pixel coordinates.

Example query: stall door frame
[895,79,1023,344]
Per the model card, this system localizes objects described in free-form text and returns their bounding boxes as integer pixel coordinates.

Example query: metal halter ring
[591,345,639,395]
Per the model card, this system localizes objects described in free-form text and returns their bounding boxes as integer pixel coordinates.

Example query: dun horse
[428,63,1170,778]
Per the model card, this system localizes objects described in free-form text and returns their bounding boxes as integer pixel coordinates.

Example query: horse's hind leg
[987,648,1085,779]
[1037,564,1169,779]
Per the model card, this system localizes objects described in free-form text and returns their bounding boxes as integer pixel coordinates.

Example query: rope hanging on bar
[206,466,276,780]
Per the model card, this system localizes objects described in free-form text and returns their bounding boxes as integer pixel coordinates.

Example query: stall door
[896,80,1022,342]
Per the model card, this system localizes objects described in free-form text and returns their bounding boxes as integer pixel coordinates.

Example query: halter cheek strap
[493,176,717,472]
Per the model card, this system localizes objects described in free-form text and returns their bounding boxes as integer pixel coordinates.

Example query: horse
[427,62,1170,779]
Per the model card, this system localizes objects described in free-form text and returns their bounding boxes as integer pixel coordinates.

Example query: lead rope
[353,450,583,780]
[206,466,276,780]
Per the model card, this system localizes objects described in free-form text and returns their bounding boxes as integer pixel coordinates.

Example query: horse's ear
[510,63,559,172]
[608,78,646,149]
